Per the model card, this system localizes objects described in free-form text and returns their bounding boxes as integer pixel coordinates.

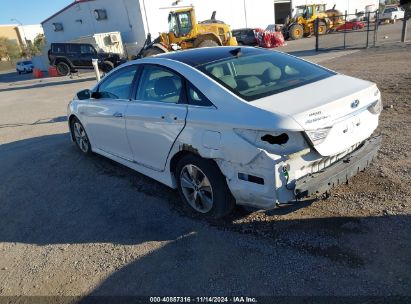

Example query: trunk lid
[251,74,380,156]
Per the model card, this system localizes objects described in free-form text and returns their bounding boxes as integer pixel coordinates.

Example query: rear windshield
[197,51,335,101]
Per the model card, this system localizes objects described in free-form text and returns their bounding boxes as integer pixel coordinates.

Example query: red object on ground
[254,28,286,48]
[32,68,44,78]
[336,21,365,31]
[48,66,59,77]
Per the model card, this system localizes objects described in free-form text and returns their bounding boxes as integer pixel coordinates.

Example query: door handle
[113,112,123,118]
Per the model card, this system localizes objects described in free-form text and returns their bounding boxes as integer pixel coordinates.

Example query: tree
[32,34,46,55]
[0,36,21,61]
[20,34,46,57]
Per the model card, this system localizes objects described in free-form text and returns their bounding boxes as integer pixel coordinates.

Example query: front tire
[289,24,304,40]
[103,61,114,73]
[176,154,235,219]
[71,118,92,155]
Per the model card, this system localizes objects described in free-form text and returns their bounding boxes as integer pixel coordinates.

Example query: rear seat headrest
[262,66,282,82]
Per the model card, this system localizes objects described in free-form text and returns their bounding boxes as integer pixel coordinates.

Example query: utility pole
[243,0,248,28]
[11,18,27,47]
[400,2,411,42]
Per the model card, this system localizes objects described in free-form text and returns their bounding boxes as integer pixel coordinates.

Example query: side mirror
[91,91,101,99]
[76,89,91,100]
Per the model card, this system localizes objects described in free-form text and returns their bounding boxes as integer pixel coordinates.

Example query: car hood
[251,74,380,156]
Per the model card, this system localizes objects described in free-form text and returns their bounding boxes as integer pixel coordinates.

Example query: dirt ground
[0,44,410,298]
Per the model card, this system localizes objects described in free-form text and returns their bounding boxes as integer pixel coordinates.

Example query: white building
[17,24,44,46]
[42,0,379,53]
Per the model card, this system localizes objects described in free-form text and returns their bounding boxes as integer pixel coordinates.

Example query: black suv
[232,28,257,46]
[48,43,125,76]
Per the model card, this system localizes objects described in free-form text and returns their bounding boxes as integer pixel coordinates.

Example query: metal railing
[315,11,379,51]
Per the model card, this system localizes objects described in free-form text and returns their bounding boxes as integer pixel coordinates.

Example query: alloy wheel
[180,164,214,213]
[73,122,89,153]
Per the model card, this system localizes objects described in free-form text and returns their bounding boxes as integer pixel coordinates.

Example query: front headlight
[305,127,332,146]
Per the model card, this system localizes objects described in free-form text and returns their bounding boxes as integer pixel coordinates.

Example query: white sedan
[68,47,382,218]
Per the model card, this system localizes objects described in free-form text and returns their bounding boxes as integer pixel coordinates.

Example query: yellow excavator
[137,7,238,57]
[282,4,344,40]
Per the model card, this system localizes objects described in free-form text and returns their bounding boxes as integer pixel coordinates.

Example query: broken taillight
[368,99,383,115]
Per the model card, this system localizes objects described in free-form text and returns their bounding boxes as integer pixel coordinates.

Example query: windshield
[198,52,335,101]
[384,7,396,13]
[23,61,32,65]
[169,11,192,37]
[294,5,313,19]
[177,12,192,36]
[168,13,179,35]
[295,7,305,17]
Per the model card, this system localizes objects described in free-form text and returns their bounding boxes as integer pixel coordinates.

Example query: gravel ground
[0,44,410,297]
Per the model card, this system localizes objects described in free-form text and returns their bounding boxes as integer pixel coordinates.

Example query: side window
[136,65,183,104]
[81,44,95,54]
[187,84,213,107]
[52,44,65,53]
[68,44,80,54]
[98,66,138,100]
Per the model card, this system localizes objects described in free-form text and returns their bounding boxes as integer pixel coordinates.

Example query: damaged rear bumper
[294,135,382,199]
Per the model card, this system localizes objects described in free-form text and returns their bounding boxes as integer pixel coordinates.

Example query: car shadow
[0,70,32,84]
[0,134,410,296]
[0,116,67,129]
[0,76,96,92]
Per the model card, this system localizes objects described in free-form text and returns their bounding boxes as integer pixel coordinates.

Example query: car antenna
[229,47,242,57]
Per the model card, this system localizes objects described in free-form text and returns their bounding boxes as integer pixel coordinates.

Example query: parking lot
[0,39,410,297]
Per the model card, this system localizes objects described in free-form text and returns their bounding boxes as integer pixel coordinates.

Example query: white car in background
[16,60,34,74]
[68,47,382,218]
[379,6,405,23]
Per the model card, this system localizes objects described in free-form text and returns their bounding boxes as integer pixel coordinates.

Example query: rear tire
[56,61,70,76]
[318,21,327,35]
[198,40,219,47]
[176,154,235,219]
[141,47,164,58]
[289,24,304,40]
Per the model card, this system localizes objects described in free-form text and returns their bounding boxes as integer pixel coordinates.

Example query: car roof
[157,46,271,67]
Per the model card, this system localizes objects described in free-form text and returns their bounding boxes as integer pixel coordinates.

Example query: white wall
[17,24,43,46]
[42,0,146,47]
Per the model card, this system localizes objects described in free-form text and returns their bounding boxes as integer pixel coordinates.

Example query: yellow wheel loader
[137,7,238,57]
[282,4,343,40]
